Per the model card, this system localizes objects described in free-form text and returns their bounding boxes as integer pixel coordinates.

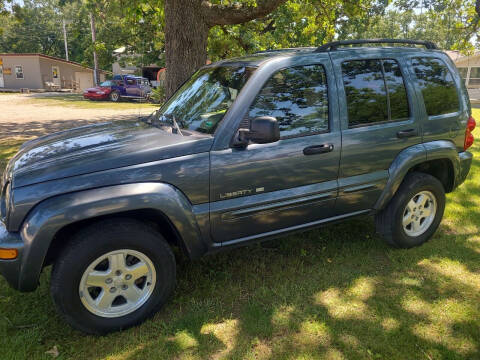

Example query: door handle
[303,144,334,155]
[397,129,417,138]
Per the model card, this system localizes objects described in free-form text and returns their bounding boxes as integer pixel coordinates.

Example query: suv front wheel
[375,172,446,248]
[50,219,176,334]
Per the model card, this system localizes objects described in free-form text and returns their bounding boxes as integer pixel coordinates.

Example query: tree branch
[202,0,287,27]
[477,0,480,17]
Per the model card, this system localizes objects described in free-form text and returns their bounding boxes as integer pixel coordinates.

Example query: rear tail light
[464,116,476,151]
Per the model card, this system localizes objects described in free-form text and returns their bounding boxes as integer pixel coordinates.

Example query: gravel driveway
[0,93,154,140]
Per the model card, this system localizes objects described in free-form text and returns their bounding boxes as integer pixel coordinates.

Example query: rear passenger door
[330,52,422,214]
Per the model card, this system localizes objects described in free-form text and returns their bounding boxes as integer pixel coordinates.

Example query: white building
[447,50,480,88]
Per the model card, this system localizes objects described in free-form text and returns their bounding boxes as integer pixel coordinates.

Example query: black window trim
[246,63,331,141]
[409,55,462,118]
[341,57,412,129]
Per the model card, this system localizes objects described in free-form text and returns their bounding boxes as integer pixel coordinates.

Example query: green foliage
[149,86,165,104]
[207,0,376,61]
[0,0,478,73]
[337,0,479,52]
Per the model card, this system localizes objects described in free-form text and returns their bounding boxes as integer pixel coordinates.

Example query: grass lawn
[26,94,159,110]
[0,110,480,360]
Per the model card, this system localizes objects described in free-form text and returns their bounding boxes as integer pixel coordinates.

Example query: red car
[83,80,115,101]
[83,76,152,102]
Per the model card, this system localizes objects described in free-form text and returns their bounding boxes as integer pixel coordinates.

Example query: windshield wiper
[147,111,184,136]
[144,109,161,124]
[170,115,183,136]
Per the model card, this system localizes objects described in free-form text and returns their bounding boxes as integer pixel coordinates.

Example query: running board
[214,209,371,248]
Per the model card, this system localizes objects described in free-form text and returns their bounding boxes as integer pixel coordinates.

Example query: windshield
[100,80,115,87]
[155,66,255,134]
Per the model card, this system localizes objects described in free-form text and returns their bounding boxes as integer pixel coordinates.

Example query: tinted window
[382,59,409,120]
[470,67,480,86]
[411,57,459,116]
[126,78,135,85]
[247,65,328,138]
[342,60,388,126]
[342,59,410,127]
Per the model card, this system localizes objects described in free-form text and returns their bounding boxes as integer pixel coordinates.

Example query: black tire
[109,91,120,102]
[50,219,176,334]
[375,172,445,248]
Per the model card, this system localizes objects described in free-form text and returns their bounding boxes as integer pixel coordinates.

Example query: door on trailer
[52,66,61,86]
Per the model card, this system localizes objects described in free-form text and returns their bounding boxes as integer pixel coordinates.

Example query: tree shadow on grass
[113,212,480,360]
[2,207,479,359]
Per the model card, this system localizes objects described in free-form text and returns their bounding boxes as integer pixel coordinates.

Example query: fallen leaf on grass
[45,345,59,358]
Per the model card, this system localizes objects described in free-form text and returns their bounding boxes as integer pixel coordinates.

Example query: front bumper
[455,151,473,188]
[0,221,24,290]
[83,93,109,100]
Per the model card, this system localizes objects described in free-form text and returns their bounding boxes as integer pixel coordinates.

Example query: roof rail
[254,47,315,54]
[315,39,438,52]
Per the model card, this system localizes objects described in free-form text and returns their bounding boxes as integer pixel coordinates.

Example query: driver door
[210,61,341,244]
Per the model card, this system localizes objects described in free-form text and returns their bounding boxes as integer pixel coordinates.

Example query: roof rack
[254,47,315,54]
[315,39,438,52]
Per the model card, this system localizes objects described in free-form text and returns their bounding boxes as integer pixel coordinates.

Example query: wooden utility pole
[62,19,69,61]
[89,12,99,85]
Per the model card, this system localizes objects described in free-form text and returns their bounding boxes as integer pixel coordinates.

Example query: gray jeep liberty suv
[0,39,475,334]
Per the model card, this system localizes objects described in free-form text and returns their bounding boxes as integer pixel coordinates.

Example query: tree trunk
[165,0,209,98]
[164,0,287,98]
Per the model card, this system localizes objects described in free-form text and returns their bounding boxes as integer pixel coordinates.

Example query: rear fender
[374,141,460,211]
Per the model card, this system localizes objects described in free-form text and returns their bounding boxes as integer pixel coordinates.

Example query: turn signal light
[0,248,18,260]
[464,116,476,151]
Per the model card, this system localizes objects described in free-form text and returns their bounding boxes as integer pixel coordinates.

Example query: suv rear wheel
[50,219,176,334]
[375,172,445,248]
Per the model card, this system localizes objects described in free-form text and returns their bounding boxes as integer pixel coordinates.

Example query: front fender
[374,140,461,211]
[17,182,206,291]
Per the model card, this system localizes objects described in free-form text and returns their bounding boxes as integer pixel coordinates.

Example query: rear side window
[247,64,329,138]
[411,57,459,116]
[341,59,409,127]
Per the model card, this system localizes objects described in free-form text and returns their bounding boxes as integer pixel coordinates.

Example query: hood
[6,120,213,189]
[84,86,110,92]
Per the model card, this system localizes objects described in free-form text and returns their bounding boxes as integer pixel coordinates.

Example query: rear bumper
[0,221,24,290]
[455,151,473,188]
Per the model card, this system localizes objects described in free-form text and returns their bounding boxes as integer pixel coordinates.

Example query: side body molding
[18,182,206,291]
[374,140,460,211]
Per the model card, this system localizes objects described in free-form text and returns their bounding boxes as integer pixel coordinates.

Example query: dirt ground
[0,93,154,140]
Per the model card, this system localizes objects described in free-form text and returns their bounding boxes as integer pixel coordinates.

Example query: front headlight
[0,182,11,223]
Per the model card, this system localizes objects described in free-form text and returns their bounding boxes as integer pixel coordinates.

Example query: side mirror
[234,116,280,147]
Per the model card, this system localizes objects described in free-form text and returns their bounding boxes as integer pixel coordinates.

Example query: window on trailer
[15,65,24,79]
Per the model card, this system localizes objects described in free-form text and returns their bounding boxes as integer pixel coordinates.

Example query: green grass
[1,110,480,359]
[26,94,159,110]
